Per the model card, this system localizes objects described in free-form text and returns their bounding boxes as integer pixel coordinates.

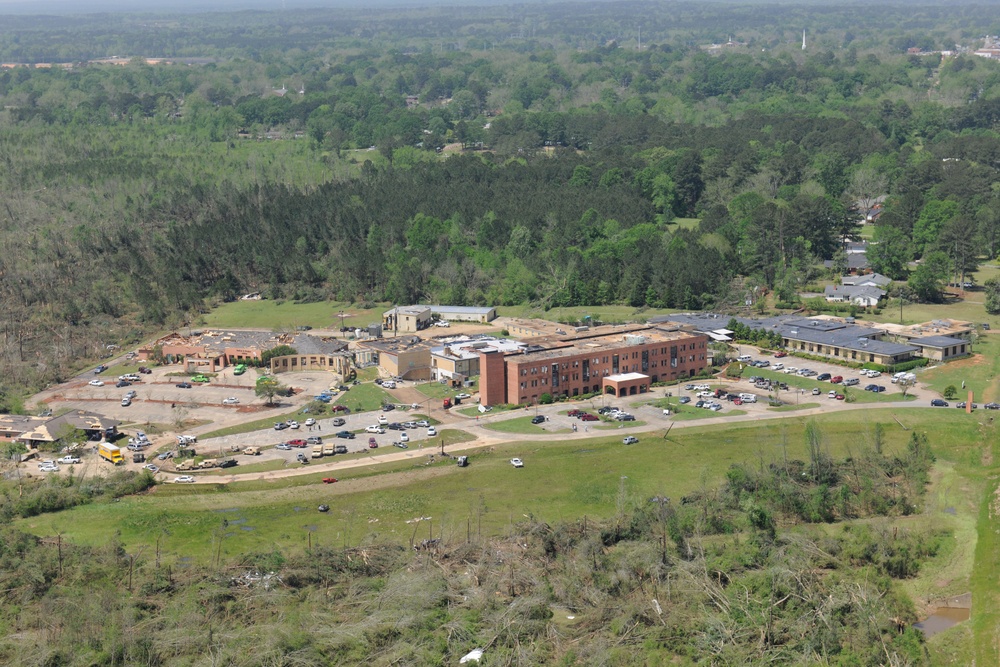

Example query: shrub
[943,385,957,399]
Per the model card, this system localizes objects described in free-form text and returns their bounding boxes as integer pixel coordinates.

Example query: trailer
[98,442,124,465]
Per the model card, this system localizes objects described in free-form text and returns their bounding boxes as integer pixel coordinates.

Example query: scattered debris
[459,648,484,664]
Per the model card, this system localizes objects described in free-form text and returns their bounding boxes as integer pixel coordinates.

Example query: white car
[39,464,60,473]
[287,421,299,429]
[510,458,524,468]
[400,432,410,442]
[174,475,196,483]
[784,367,798,374]
[144,464,159,473]
[455,392,471,400]
[304,418,316,426]
[377,415,388,425]
[89,379,104,387]
[222,397,240,405]
[57,456,81,464]
[121,398,132,407]
[365,425,385,434]
[276,443,292,450]
[427,426,437,436]
[772,363,784,370]
[416,420,430,427]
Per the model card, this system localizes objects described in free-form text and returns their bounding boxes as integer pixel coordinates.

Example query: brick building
[479,325,709,406]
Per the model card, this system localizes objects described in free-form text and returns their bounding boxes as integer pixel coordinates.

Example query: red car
[580,414,599,422]
[331,405,350,413]
[287,439,308,448]
[835,394,845,400]
[368,437,379,448]
[830,376,843,384]
[567,409,583,417]
[322,477,338,484]
[773,351,787,358]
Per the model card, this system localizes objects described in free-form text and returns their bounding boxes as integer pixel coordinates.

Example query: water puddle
[239,525,255,532]
[228,518,247,525]
[914,606,970,637]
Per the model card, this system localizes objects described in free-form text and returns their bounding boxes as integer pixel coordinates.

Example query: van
[323,444,335,456]
[311,445,323,459]
[199,458,218,469]
[382,380,396,389]
[243,446,260,456]
[738,393,757,403]
[737,355,752,362]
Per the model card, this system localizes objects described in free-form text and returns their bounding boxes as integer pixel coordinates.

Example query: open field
[200,300,387,330]
[333,383,395,412]
[20,409,979,557]
[921,335,1000,403]
[483,416,556,434]
[415,379,479,400]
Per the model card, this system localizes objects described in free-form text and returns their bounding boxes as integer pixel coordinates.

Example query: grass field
[333,383,395,412]
[483,416,557,434]
[15,408,999,662]
[415,379,479,400]
[22,410,981,563]
[768,402,821,412]
[200,300,387,330]
[198,406,306,439]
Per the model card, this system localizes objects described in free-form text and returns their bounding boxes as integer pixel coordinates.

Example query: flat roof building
[480,325,709,406]
[383,306,432,333]
[430,336,526,381]
[423,305,497,323]
[357,336,434,380]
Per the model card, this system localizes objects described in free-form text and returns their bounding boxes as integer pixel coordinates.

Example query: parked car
[89,379,104,387]
[125,390,137,400]
[986,403,1000,410]
[812,388,821,395]
[287,420,299,429]
[57,456,81,464]
[304,418,316,426]
[121,397,132,407]
[817,373,831,381]
[393,442,409,449]
[864,384,878,392]
[157,451,174,459]
[336,430,355,439]
[510,458,524,468]
[773,351,787,358]
[274,422,289,431]
[416,420,430,427]
[138,366,152,374]
[115,380,131,388]
[287,439,307,448]
[94,364,107,374]
[427,426,438,436]
[219,459,237,468]
[679,396,691,404]
[531,415,545,424]
[366,425,386,434]
[176,382,192,388]
[872,385,886,393]
[322,478,338,484]
[191,375,210,383]
[622,436,639,445]
[222,397,239,405]
[369,437,379,448]
[332,418,346,426]
[830,376,843,384]
[931,399,949,407]
[144,464,159,473]
[580,414,599,422]
[174,476,196,483]
[276,443,292,450]
[455,392,471,400]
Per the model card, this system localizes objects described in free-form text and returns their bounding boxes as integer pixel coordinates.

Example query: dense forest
[2,2,1000,407]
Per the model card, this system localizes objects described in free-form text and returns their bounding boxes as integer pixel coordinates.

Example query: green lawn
[23,410,978,563]
[768,402,821,412]
[198,407,307,439]
[670,217,701,230]
[671,408,747,421]
[484,416,560,434]
[921,335,1000,403]
[414,379,479,400]
[333,383,395,413]
[201,300,388,330]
